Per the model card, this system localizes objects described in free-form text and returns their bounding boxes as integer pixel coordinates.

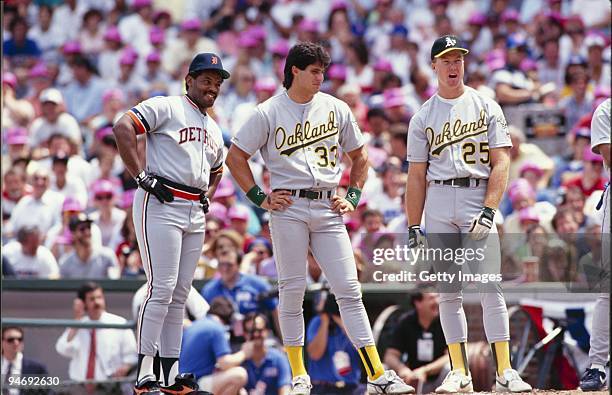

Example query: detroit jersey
[407,86,511,181]
[232,91,364,190]
[127,95,224,190]
[591,98,611,173]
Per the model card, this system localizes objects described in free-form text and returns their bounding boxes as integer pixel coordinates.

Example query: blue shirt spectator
[201,251,278,315]
[244,346,291,394]
[3,17,41,67]
[242,312,291,395]
[61,56,106,122]
[180,315,230,378]
[306,295,363,394]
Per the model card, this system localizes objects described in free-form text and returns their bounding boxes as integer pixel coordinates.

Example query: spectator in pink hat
[143,51,171,92]
[2,72,35,131]
[562,147,607,198]
[45,196,103,259]
[231,77,278,134]
[98,26,124,82]
[162,18,219,78]
[118,0,155,56]
[371,59,394,97]
[213,178,262,238]
[87,89,127,146]
[79,9,105,55]
[26,63,53,111]
[228,205,255,249]
[30,88,82,148]
[117,48,147,105]
[518,206,540,232]
[508,125,555,185]
[296,18,320,43]
[4,127,32,165]
[325,63,347,97]
[90,179,126,247]
[503,178,557,235]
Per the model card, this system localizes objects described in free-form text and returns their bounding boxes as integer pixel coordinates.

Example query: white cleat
[435,369,473,393]
[289,374,312,395]
[495,368,533,393]
[367,370,415,394]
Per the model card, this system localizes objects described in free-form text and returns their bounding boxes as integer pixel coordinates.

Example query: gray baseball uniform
[407,86,511,344]
[232,90,374,348]
[589,98,610,367]
[127,94,224,358]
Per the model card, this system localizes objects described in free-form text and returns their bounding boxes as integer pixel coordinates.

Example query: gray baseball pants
[270,196,374,348]
[133,188,205,358]
[425,182,509,344]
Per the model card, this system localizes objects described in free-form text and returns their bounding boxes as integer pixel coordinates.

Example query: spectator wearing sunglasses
[58,213,120,279]
[242,312,291,395]
[89,179,126,247]
[2,326,49,395]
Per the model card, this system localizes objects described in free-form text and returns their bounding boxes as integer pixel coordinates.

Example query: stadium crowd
[1,0,610,393]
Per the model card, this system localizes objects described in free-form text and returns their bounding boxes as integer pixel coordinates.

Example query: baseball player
[225,42,413,395]
[580,97,610,392]
[404,35,532,393]
[113,52,228,395]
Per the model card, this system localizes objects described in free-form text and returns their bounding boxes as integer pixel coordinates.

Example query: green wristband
[345,187,362,209]
[246,185,267,207]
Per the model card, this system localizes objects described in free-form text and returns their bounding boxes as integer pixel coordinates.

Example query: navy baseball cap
[188,53,230,79]
[431,35,469,60]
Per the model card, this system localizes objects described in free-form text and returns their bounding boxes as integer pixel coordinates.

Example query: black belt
[156,176,204,200]
[432,178,481,188]
[275,189,333,200]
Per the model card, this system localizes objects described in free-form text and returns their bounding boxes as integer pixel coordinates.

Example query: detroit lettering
[178,126,216,149]
[275,111,339,156]
[426,109,488,155]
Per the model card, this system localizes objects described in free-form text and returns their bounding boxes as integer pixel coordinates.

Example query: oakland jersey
[232,91,364,190]
[127,95,224,190]
[407,86,511,181]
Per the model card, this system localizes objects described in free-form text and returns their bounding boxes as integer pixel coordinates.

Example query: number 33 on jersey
[232,91,363,191]
[407,86,511,180]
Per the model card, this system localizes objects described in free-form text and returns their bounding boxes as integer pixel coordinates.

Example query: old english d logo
[211,56,218,65]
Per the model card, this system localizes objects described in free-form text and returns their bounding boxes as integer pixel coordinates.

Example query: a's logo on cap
[211,56,218,65]
[445,37,457,48]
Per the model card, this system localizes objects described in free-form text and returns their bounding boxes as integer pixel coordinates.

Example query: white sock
[591,364,606,373]
[137,355,155,381]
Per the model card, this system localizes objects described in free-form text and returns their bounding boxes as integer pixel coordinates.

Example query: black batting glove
[200,195,210,214]
[408,225,427,249]
[135,171,174,203]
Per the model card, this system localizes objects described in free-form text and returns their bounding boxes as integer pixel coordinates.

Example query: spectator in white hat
[30,88,82,148]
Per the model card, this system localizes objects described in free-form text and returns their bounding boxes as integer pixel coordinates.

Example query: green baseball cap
[431,35,469,60]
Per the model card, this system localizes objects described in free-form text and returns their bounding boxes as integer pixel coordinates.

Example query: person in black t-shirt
[384,290,450,393]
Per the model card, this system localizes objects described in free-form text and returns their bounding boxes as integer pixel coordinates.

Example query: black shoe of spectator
[580,368,607,391]
[134,375,161,394]
[160,373,212,394]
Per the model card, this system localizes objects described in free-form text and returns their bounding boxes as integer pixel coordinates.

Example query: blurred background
[1,0,610,393]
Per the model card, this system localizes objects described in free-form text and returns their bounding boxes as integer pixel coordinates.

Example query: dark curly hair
[283,41,331,89]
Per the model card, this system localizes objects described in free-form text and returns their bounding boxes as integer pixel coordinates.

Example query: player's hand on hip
[200,195,210,214]
[408,225,427,249]
[261,190,292,211]
[331,195,354,214]
[468,206,495,240]
[135,171,174,203]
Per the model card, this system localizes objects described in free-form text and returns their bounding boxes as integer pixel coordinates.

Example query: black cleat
[134,375,162,395]
[579,368,607,391]
[160,373,212,394]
